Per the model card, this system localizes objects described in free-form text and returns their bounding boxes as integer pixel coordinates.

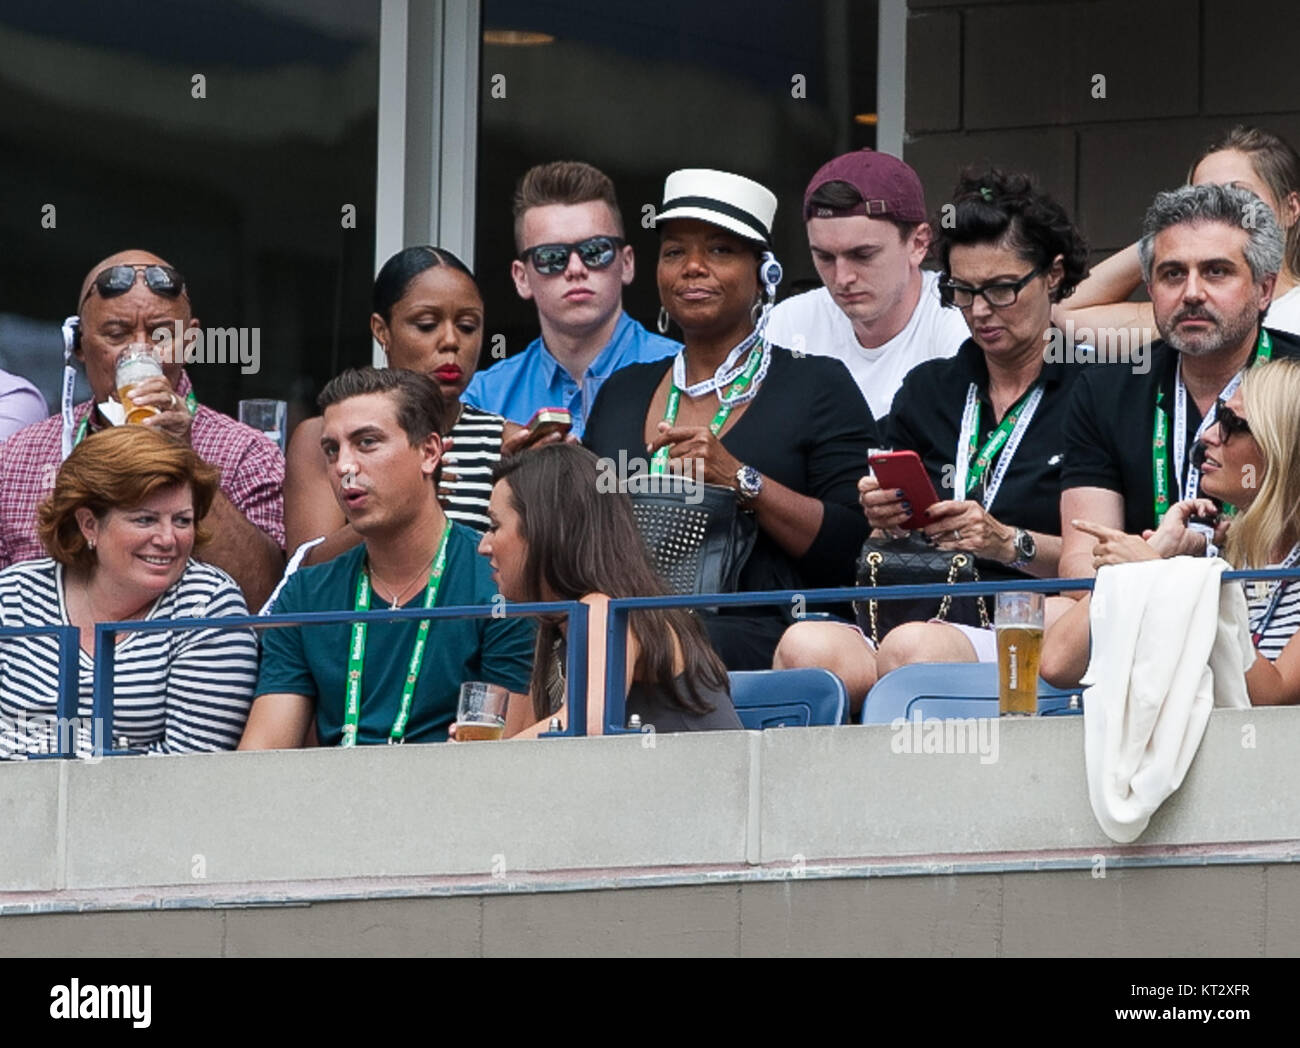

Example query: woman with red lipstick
[773,169,1090,711]
[0,426,258,758]
[584,169,879,671]
[1043,360,1300,704]
[286,247,509,565]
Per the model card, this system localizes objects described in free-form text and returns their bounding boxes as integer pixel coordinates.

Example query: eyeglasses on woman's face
[938,265,1045,309]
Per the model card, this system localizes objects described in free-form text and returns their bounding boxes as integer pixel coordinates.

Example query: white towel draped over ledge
[1083,557,1254,843]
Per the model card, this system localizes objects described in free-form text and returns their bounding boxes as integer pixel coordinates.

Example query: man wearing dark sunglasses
[0,249,286,611]
[462,161,678,441]
[1060,183,1300,579]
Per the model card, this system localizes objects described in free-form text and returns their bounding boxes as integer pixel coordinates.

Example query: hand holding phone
[867,450,939,531]
[503,408,574,454]
[524,407,572,444]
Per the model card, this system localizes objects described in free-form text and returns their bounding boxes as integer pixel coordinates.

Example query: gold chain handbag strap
[865,551,883,645]
[867,550,991,644]
[935,555,991,628]
[935,554,967,621]
[973,562,991,628]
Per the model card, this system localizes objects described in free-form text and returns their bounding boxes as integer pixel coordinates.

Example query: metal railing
[0,624,82,759]
[7,567,1298,756]
[84,600,589,758]
[600,568,1300,736]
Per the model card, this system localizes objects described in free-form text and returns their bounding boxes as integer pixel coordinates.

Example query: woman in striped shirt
[285,247,514,568]
[1046,360,1300,703]
[0,426,258,758]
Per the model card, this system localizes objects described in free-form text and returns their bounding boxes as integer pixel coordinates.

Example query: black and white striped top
[0,558,258,759]
[1247,574,1300,663]
[443,403,505,532]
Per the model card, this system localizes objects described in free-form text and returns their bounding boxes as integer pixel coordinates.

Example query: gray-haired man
[1059,182,1300,579]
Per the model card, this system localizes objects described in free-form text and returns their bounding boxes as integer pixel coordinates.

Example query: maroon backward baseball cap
[802,148,928,224]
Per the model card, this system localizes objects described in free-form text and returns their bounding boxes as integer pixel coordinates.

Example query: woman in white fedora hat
[583,168,879,670]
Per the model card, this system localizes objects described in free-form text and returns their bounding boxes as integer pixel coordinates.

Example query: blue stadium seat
[729,669,848,729]
[861,663,1083,724]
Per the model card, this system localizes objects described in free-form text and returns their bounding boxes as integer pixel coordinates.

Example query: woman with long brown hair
[477,443,740,736]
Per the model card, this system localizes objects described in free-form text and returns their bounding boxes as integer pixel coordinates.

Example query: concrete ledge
[56,731,756,889]
[760,709,1300,862]
[2,708,1300,897]
[0,759,61,891]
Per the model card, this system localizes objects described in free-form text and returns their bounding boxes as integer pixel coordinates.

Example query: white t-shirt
[764,270,969,419]
[1265,285,1300,336]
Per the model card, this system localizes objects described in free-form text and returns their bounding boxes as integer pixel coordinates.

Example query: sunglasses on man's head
[80,264,186,306]
[517,236,625,275]
[1214,398,1252,441]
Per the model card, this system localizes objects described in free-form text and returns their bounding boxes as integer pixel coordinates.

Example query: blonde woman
[1043,360,1300,704]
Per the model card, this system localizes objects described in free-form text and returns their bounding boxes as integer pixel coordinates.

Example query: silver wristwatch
[1008,528,1036,569]
[735,464,763,503]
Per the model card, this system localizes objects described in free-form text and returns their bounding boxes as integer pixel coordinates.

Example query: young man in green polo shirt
[240,367,532,748]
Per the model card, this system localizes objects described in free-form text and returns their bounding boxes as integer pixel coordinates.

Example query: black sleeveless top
[626,675,742,733]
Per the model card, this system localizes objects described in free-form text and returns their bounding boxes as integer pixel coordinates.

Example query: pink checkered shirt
[0,371,285,567]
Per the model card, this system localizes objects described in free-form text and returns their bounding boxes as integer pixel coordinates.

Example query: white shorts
[842,618,997,663]
[933,620,997,663]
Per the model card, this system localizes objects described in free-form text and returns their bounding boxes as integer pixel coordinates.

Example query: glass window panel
[0,0,380,429]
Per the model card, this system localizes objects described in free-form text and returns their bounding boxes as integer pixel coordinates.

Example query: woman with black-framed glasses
[774,168,1092,712]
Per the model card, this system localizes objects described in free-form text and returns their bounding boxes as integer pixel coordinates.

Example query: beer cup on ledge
[996,591,1044,717]
[115,344,165,424]
[456,681,509,740]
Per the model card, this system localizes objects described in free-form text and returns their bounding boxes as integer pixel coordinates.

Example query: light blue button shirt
[462,312,679,438]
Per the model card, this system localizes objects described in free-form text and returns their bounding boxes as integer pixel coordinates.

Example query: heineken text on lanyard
[342,523,451,746]
[1152,329,1272,523]
[650,339,768,476]
[954,381,1045,506]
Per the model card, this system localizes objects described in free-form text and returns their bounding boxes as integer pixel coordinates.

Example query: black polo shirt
[884,338,1080,538]
[1061,327,1300,534]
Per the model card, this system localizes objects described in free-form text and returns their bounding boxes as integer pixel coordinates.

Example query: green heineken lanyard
[650,345,765,476]
[1152,329,1272,522]
[963,384,1041,496]
[74,389,198,446]
[342,523,451,747]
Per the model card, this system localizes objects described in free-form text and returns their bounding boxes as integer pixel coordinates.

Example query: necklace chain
[369,550,438,605]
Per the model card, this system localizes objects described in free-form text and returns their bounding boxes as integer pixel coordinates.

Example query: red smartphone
[524,407,573,444]
[868,450,939,530]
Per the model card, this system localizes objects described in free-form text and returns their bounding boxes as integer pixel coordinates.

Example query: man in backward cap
[765,149,969,421]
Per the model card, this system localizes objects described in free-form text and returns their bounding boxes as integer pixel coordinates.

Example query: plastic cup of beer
[996,591,1044,717]
[455,681,509,741]
[115,344,165,424]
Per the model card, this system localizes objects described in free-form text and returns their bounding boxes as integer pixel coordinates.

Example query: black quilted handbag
[853,533,992,645]
[627,477,758,595]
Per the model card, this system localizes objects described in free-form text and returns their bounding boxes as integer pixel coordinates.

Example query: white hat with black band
[654,168,777,246]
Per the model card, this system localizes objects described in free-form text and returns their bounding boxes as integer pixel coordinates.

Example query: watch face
[738,466,761,497]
